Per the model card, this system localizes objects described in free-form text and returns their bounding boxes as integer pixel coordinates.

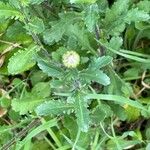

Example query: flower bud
[62,51,80,68]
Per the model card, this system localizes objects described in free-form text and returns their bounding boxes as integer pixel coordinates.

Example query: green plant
[0,0,150,149]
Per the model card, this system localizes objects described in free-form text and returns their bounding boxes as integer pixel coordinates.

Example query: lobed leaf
[8,45,38,74]
[35,100,74,116]
[74,92,90,132]
[0,2,23,20]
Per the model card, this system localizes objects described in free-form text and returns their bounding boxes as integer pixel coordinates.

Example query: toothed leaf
[8,45,38,74]
[35,100,74,116]
[74,92,89,132]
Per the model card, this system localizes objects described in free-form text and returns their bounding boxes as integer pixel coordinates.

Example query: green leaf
[30,0,45,4]
[52,47,68,62]
[80,69,110,86]
[103,0,149,35]
[99,41,150,63]
[89,56,113,70]
[35,55,64,78]
[15,119,57,150]
[108,37,123,51]
[25,17,45,34]
[31,82,51,98]
[103,0,129,35]
[106,138,141,150]
[125,105,140,122]
[35,100,74,116]
[74,92,89,132]
[68,24,97,55]
[5,21,32,44]
[30,71,47,86]
[84,4,99,32]
[109,104,127,121]
[8,45,38,74]
[146,127,150,140]
[125,8,150,23]
[11,82,50,114]
[43,13,79,45]
[0,2,23,20]
[107,67,133,97]
[85,94,146,111]
[80,56,111,85]
[137,0,150,13]
[70,0,96,4]
[91,104,112,123]
[11,96,46,115]
[63,116,78,139]
[146,143,150,150]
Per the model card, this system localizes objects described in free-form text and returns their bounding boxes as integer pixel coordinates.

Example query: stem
[91,131,99,150]
[20,4,49,56]
[132,30,143,50]
[110,118,122,150]
[1,118,41,150]
[44,136,56,150]
[41,118,62,148]
[100,122,112,139]
[72,128,81,150]
[95,25,105,56]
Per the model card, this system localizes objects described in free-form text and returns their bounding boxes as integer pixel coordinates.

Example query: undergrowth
[0,0,150,150]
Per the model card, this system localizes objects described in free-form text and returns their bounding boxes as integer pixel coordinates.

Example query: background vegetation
[0,0,150,149]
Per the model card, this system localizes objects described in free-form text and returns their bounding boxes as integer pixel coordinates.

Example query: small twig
[1,118,41,150]
[141,71,150,89]
[0,40,22,48]
[135,71,150,97]
[42,2,58,18]
[94,25,105,56]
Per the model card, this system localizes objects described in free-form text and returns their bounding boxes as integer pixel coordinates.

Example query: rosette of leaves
[34,49,113,132]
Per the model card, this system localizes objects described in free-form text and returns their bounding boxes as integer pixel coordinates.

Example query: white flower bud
[62,51,80,68]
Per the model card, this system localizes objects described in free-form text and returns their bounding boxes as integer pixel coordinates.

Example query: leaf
[0,2,23,20]
[84,4,99,32]
[106,138,141,150]
[74,92,89,132]
[31,82,51,98]
[35,100,74,116]
[30,0,45,4]
[5,21,32,44]
[103,0,149,35]
[68,24,97,55]
[107,67,133,97]
[52,47,68,62]
[15,119,57,150]
[8,45,38,74]
[99,40,150,63]
[11,82,50,114]
[108,37,123,51]
[91,104,112,123]
[35,55,64,78]
[25,17,45,34]
[146,143,150,150]
[11,96,46,115]
[103,0,129,35]
[30,71,47,86]
[80,69,110,86]
[70,0,96,4]
[137,0,150,13]
[109,103,127,121]
[89,56,113,70]
[125,8,150,23]
[63,116,78,139]
[125,105,140,122]
[43,12,79,45]
[146,127,150,140]
[85,94,146,111]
